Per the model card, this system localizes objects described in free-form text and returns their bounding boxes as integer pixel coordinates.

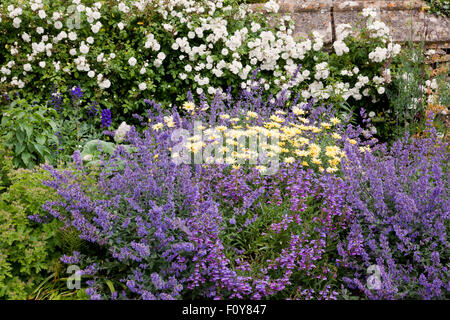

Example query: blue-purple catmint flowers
[87,101,99,117]
[101,109,112,127]
[49,88,63,112]
[69,85,83,101]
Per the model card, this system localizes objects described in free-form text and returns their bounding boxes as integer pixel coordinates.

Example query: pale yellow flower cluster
[152,104,369,174]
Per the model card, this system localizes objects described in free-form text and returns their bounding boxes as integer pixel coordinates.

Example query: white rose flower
[80,42,89,54]
[264,0,279,13]
[68,32,77,41]
[22,33,31,42]
[157,52,166,60]
[138,82,147,91]
[301,90,311,99]
[13,17,22,28]
[207,87,216,95]
[54,21,63,29]
[91,22,101,33]
[88,70,95,78]
[53,61,61,71]
[92,11,101,20]
[52,12,61,20]
[128,57,137,66]
[57,31,67,40]
[100,79,111,89]
[430,79,438,90]
[154,59,162,67]
[333,40,349,56]
[39,61,46,68]
[86,37,94,44]
[118,2,130,13]
[38,10,46,19]
[24,63,32,72]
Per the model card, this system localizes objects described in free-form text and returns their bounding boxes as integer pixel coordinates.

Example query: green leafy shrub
[0,89,106,168]
[0,99,58,168]
[0,145,13,192]
[0,164,62,299]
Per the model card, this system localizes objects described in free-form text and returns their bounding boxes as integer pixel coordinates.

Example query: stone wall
[250,0,450,46]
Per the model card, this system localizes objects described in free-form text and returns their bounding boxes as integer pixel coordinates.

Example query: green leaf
[48,120,58,132]
[21,152,32,166]
[105,280,115,294]
[23,125,33,138]
[16,131,25,144]
[15,142,25,155]
[1,116,9,127]
[33,144,45,157]
[36,135,46,145]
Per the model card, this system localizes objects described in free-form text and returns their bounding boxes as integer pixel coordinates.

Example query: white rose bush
[0,0,400,119]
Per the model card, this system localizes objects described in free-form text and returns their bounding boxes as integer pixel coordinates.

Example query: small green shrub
[0,145,13,192]
[0,164,61,299]
[0,99,58,168]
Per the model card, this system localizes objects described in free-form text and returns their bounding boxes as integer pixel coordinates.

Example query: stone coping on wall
[249,0,450,45]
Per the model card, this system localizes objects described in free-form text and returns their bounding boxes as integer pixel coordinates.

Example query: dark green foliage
[0,99,59,168]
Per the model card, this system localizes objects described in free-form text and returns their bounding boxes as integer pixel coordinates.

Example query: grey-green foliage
[80,139,136,167]
[387,41,428,138]
[434,73,450,107]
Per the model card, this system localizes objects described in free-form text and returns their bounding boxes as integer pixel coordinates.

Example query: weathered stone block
[334,9,450,43]
[249,0,332,13]
[249,1,449,44]
[333,0,424,11]
[291,11,333,42]
[381,10,450,43]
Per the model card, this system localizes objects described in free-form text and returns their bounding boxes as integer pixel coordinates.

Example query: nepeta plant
[337,119,449,299]
[38,78,448,301]
[38,80,375,300]
[41,124,213,299]
[188,163,352,299]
